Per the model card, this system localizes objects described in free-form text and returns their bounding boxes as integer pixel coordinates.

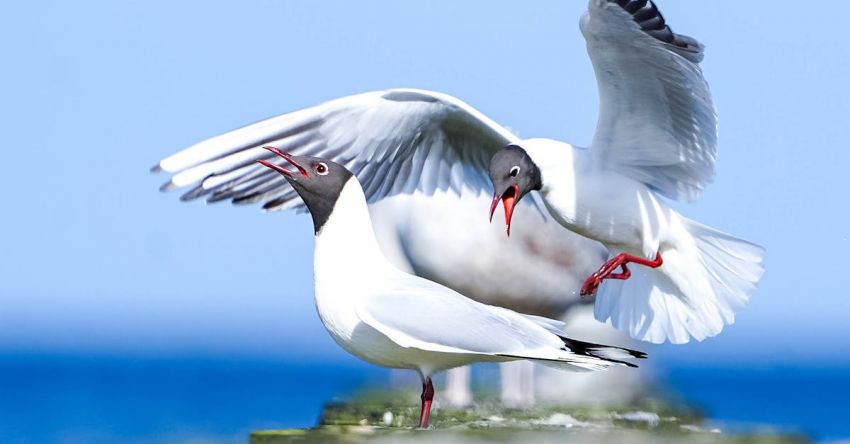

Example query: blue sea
[1,355,847,443]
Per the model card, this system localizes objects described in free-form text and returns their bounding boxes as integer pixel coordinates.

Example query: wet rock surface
[250,392,807,444]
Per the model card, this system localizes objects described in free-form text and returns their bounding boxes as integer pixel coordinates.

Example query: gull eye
[509,166,521,177]
[315,162,329,176]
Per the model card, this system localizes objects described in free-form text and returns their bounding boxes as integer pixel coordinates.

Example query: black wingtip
[232,192,263,205]
[607,0,702,57]
[206,189,237,203]
[560,336,647,367]
[180,185,208,201]
[150,163,163,173]
[159,181,177,192]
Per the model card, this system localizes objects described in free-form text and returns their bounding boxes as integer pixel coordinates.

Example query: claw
[580,275,602,297]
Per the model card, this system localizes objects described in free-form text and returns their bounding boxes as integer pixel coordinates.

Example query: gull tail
[500,314,647,371]
[594,218,765,344]
[516,335,646,372]
[558,336,647,368]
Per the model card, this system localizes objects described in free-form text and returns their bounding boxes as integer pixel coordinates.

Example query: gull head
[488,144,543,237]
[257,147,353,233]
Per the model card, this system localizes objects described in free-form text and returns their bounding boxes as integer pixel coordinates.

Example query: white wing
[357,276,644,371]
[582,0,717,202]
[154,89,517,211]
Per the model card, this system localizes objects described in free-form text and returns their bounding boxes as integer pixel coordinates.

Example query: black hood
[257,148,353,234]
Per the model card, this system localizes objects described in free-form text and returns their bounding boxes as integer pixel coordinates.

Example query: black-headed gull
[152,0,703,405]
[152,88,609,406]
[254,148,644,428]
[487,1,765,344]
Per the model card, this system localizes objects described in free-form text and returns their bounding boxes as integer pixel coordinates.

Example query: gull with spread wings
[154,0,761,356]
[487,1,764,344]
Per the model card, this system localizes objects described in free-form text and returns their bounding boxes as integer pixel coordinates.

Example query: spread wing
[153,89,518,211]
[582,0,717,202]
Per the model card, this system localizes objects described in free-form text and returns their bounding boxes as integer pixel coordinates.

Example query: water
[662,364,850,440]
[0,355,380,444]
[1,355,847,443]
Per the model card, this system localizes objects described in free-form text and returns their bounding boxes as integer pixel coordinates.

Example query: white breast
[311,180,436,369]
[522,139,675,256]
[312,181,387,346]
[549,172,681,258]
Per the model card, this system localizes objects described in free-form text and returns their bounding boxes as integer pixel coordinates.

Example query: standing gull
[153,88,608,405]
[255,148,645,428]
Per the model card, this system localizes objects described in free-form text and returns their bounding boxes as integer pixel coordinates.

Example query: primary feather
[582,0,717,202]
[155,89,518,211]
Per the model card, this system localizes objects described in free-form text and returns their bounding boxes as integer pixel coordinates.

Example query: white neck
[313,179,391,284]
[521,138,588,194]
[310,178,394,347]
[520,138,591,229]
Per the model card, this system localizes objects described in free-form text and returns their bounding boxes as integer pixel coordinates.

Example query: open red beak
[256,146,308,177]
[489,185,519,237]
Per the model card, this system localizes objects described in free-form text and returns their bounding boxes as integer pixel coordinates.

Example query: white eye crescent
[316,162,329,175]
[509,166,521,177]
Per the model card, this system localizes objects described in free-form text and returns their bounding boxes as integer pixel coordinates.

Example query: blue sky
[2,1,849,366]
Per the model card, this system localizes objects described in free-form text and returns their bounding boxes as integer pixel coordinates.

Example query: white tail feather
[594,218,765,344]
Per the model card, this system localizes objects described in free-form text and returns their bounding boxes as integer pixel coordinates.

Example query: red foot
[418,376,435,428]
[580,252,663,297]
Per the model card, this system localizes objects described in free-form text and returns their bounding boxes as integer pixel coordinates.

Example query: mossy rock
[250,392,807,444]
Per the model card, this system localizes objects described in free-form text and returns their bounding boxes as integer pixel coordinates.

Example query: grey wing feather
[357,278,562,356]
[356,278,643,370]
[582,0,717,202]
[154,89,517,211]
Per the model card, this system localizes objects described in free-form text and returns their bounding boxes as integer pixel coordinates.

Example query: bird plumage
[582,0,717,202]
[154,0,758,348]
[312,175,643,374]
[511,136,764,344]
[154,89,517,210]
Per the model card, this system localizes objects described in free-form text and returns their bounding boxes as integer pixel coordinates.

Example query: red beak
[489,185,519,237]
[256,146,308,177]
[257,159,293,177]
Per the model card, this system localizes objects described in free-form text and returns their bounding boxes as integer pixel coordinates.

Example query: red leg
[418,377,434,428]
[580,252,663,297]
[608,262,632,280]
